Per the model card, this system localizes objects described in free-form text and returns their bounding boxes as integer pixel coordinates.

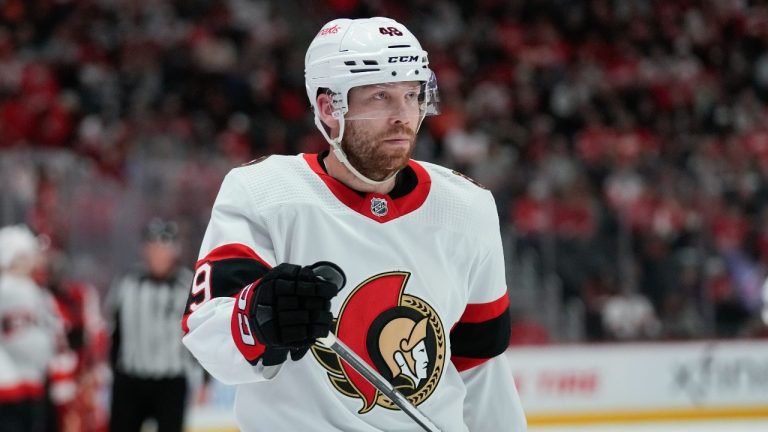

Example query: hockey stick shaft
[316,333,441,432]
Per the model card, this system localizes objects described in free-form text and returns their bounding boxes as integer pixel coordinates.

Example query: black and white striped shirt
[108,267,194,378]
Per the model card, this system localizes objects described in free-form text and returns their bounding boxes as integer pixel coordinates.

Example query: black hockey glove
[249,262,344,366]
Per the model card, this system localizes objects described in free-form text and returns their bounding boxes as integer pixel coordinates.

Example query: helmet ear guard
[304,17,440,185]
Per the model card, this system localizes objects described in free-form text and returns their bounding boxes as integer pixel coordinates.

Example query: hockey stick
[311,263,441,432]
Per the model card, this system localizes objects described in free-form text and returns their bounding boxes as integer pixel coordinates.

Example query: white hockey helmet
[0,224,41,271]
[305,17,439,184]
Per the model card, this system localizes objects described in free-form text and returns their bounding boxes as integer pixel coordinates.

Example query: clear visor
[329,71,440,121]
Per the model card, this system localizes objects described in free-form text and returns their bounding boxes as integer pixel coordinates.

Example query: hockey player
[0,225,60,432]
[39,248,109,432]
[182,17,527,431]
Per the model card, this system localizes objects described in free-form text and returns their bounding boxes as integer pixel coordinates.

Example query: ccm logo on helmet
[388,55,419,63]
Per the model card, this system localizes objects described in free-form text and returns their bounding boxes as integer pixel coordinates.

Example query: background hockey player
[182,17,526,431]
[0,225,60,432]
[38,247,109,432]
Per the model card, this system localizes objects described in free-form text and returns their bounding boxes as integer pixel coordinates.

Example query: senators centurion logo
[311,272,445,413]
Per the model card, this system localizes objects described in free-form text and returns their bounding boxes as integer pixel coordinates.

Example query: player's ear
[316,93,339,132]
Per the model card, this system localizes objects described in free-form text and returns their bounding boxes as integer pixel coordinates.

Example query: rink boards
[187,339,768,430]
[505,340,768,425]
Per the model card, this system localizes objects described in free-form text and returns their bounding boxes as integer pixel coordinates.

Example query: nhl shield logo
[370,198,388,217]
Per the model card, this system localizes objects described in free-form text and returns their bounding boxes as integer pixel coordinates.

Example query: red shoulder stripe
[195,243,272,270]
[458,292,510,324]
[452,356,489,373]
[0,382,45,402]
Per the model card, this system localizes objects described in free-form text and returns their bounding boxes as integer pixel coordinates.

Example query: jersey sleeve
[461,354,527,432]
[450,191,511,371]
[450,191,527,431]
[181,169,282,385]
[0,276,58,399]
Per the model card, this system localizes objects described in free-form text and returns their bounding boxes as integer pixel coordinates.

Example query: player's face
[342,82,421,181]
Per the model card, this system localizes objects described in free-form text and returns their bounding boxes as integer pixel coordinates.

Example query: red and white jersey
[0,273,59,402]
[182,153,526,432]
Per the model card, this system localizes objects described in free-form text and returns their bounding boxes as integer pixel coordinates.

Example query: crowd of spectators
[2,0,768,343]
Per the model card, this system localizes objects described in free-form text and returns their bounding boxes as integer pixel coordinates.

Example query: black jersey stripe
[206,257,270,299]
[183,243,271,334]
[450,308,511,370]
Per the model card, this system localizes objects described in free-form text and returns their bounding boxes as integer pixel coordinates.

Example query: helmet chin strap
[314,114,398,186]
[313,109,428,187]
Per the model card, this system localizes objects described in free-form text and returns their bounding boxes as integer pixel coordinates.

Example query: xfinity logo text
[672,344,768,404]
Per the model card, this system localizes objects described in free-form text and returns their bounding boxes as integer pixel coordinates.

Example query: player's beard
[341,122,416,182]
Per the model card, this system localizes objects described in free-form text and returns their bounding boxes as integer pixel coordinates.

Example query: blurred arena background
[1,0,768,430]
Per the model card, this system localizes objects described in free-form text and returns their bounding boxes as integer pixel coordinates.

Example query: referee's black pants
[109,371,187,432]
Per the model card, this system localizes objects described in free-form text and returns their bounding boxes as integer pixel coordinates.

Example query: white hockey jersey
[0,273,59,402]
[182,153,526,432]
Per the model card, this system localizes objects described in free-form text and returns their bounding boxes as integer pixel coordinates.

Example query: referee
[106,218,196,432]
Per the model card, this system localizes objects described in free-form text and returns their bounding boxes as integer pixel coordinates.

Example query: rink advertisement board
[505,340,768,425]
[186,340,768,430]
